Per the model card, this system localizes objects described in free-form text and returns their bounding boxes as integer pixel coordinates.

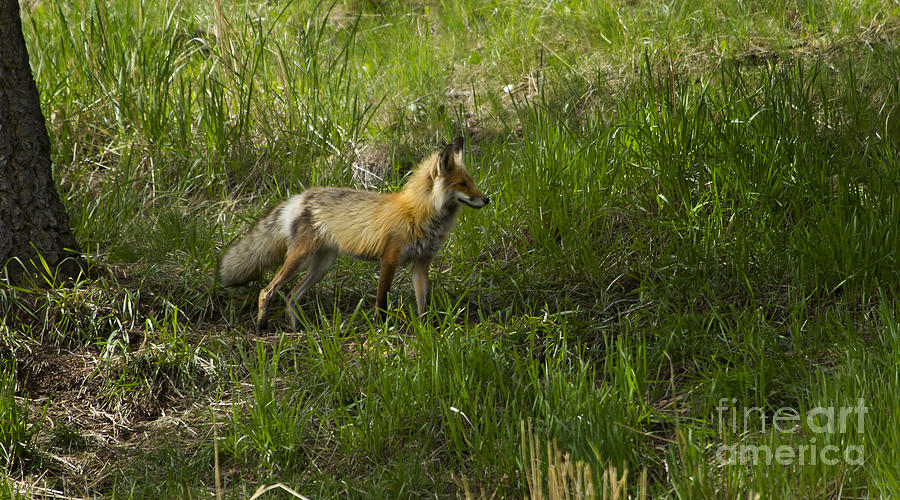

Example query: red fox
[218,137,489,332]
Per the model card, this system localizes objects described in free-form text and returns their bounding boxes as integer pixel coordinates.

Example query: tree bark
[0,0,81,282]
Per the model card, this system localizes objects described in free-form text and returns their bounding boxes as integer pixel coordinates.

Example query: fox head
[435,137,490,209]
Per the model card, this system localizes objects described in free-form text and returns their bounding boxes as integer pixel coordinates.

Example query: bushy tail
[217,209,288,286]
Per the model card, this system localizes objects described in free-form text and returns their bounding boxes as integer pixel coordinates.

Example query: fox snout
[457,192,490,208]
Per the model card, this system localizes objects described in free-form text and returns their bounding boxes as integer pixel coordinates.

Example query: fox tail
[217,209,287,286]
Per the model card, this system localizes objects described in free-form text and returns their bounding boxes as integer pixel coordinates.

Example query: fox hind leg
[286,247,337,331]
[256,240,317,333]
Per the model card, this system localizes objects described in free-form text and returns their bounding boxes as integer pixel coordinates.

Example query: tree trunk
[0,0,81,282]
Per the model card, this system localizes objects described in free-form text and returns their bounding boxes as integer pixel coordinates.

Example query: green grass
[3,0,900,497]
[0,372,43,472]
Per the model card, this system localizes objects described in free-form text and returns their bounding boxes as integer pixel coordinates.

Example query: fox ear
[438,136,464,175]
[452,136,464,155]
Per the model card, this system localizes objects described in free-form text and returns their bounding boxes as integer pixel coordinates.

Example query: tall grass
[0,372,43,471]
[6,0,900,497]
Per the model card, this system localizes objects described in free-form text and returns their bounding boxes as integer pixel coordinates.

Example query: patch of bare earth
[11,342,213,496]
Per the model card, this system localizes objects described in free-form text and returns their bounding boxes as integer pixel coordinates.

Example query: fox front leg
[375,246,402,320]
[411,259,430,316]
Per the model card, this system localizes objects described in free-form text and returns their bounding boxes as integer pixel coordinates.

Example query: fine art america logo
[715,398,867,466]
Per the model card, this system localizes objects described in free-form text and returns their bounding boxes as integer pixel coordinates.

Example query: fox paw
[255,319,268,334]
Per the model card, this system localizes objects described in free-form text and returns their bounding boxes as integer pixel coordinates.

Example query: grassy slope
[2,0,900,497]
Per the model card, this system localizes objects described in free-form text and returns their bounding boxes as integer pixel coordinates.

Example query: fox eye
[456,181,467,187]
